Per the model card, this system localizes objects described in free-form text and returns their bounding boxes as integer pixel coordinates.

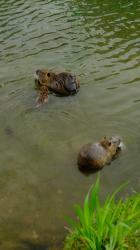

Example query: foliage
[64,177,140,250]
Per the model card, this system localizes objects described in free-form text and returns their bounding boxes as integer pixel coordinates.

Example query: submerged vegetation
[64,178,140,250]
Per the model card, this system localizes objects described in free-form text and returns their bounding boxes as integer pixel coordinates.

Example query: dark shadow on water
[4,126,14,136]
[21,240,49,250]
[20,240,63,250]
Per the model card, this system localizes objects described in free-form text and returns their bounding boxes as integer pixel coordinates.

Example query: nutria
[78,136,123,172]
[34,69,80,106]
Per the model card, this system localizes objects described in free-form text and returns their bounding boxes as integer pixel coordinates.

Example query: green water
[0,0,140,249]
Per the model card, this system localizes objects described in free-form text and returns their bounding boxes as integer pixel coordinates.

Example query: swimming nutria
[78,136,123,172]
[34,69,80,106]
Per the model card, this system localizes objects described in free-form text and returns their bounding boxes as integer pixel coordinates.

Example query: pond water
[0,0,140,249]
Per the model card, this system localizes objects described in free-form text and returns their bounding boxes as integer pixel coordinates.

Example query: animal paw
[35,95,48,108]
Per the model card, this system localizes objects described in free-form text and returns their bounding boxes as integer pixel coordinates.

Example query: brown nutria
[78,136,123,172]
[34,69,80,107]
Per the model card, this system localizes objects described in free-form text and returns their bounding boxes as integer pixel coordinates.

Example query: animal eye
[47,73,50,77]
[109,142,111,146]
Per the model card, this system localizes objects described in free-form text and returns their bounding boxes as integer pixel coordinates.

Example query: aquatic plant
[64,178,140,250]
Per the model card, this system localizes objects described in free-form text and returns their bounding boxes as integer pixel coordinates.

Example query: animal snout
[36,69,40,75]
[34,69,41,81]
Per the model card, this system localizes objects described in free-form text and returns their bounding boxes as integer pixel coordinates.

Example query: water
[0,0,140,249]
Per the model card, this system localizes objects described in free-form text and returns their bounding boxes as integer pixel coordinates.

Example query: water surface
[0,0,140,249]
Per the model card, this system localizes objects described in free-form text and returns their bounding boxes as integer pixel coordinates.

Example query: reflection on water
[0,0,140,249]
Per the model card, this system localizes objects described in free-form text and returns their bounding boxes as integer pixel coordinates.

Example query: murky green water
[0,0,140,249]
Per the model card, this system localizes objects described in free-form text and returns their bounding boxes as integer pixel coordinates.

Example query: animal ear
[47,72,50,77]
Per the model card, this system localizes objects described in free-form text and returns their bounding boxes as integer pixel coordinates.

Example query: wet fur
[78,136,121,172]
[35,69,80,106]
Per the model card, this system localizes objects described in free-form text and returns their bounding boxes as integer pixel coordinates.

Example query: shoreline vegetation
[63,178,140,250]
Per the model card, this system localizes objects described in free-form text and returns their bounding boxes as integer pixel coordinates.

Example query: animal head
[109,136,121,147]
[100,137,111,149]
[101,136,122,155]
[34,69,52,86]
